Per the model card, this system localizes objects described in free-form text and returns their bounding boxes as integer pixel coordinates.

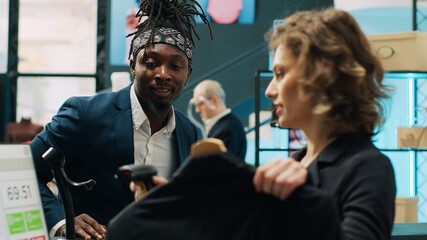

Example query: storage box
[395,197,418,223]
[397,127,427,148]
[367,31,427,72]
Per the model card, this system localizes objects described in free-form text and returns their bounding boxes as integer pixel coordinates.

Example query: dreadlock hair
[127,0,212,61]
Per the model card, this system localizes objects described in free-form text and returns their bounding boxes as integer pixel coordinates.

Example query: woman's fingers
[254,157,308,200]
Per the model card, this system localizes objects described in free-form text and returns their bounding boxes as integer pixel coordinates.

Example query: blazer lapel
[310,134,361,187]
[292,148,321,186]
[113,86,134,167]
[172,118,185,164]
[307,161,321,187]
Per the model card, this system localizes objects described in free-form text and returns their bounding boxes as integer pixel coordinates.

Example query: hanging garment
[107,153,342,240]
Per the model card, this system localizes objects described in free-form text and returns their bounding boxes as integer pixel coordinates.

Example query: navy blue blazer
[207,113,247,161]
[31,85,200,230]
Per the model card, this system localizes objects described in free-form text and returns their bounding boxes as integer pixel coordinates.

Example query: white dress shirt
[130,84,177,178]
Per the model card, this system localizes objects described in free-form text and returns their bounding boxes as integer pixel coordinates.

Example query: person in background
[253,8,396,239]
[193,79,247,160]
[30,0,211,239]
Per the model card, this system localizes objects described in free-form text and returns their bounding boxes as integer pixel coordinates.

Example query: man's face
[192,92,210,122]
[131,44,192,115]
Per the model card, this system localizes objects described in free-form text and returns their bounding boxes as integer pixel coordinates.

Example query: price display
[0,145,48,240]
[0,180,38,208]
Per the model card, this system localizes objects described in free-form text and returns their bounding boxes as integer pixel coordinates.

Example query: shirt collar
[130,84,176,134]
[204,108,231,134]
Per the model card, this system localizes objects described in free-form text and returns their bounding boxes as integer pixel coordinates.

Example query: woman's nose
[265,80,278,99]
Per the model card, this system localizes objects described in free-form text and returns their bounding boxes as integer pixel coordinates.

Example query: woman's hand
[253,158,308,200]
[130,176,168,201]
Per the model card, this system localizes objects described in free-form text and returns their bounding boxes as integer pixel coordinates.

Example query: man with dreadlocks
[30,0,211,239]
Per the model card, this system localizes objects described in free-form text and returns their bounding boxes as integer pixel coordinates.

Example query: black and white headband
[132,27,193,62]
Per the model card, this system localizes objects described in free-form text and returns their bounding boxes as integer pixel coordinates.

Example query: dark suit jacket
[293,133,396,240]
[30,84,200,230]
[207,112,247,160]
[107,153,342,240]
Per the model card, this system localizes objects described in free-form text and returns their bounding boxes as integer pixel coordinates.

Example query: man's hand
[130,176,168,201]
[56,213,106,240]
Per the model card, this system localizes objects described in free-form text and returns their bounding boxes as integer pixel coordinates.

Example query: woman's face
[265,44,312,129]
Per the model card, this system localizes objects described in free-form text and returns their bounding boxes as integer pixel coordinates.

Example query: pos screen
[0,144,49,240]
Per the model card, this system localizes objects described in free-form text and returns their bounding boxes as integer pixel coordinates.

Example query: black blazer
[293,133,396,240]
[207,112,247,161]
[107,153,342,240]
[31,84,201,230]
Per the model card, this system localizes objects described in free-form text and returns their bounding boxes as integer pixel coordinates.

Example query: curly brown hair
[267,8,391,137]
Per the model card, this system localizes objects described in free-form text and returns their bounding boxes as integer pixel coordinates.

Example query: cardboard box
[397,127,427,148]
[367,31,427,72]
[395,197,418,223]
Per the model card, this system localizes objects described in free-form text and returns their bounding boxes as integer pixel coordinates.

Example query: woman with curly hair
[253,8,396,239]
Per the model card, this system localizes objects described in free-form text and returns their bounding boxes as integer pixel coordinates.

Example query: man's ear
[130,60,135,79]
[188,66,192,79]
[211,95,219,105]
[184,66,192,86]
